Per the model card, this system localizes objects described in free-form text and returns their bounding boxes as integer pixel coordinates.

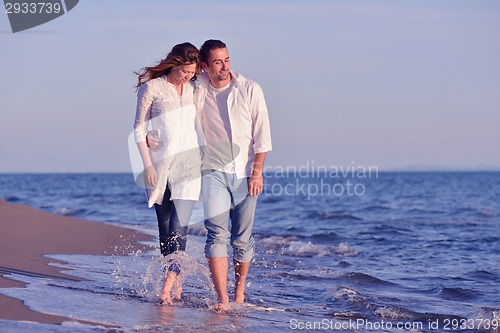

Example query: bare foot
[173,275,183,300]
[159,271,176,305]
[159,293,172,305]
[234,293,244,304]
[214,302,230,312]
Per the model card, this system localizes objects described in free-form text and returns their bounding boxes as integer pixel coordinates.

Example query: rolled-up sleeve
[250,83,272,153]
[134,82,153,143]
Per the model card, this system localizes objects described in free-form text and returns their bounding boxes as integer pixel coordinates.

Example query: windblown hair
[135,42,200,90]
[200,39,227,64]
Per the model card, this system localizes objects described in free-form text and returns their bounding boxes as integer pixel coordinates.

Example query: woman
[133,42,203,305]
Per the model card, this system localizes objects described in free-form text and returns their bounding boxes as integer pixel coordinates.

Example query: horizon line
[1,168,500,174]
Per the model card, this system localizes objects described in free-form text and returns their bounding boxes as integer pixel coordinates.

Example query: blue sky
[1,0,499,172]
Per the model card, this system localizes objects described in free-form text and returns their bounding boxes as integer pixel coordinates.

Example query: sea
[0,171,498,333]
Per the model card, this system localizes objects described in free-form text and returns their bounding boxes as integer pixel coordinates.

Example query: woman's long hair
[135,42,200,91]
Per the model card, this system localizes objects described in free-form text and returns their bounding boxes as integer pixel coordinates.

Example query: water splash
[335,242,359,256]
[111,247,215,308]
[140,252,213,303]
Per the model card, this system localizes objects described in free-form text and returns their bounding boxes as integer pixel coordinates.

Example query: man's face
[202,47,230,84]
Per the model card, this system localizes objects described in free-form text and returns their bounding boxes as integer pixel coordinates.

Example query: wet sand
[0,199,153,326]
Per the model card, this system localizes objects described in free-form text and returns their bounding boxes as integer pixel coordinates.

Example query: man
[196,39,272,310]
[149,39,272,310]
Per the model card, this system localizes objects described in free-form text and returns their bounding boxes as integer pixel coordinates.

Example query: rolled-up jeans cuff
[234,250,254,263]
[204,243,229,258]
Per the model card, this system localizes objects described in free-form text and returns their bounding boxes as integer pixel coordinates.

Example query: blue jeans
[154,186,195,272]
[202,170,258,263]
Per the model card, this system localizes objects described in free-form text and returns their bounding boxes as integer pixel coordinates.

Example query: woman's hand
[143,165,157,188]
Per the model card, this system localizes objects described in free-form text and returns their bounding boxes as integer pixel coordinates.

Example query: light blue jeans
[202,170,258,262]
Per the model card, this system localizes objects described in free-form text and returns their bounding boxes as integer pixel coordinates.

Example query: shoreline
[0,199,154,326]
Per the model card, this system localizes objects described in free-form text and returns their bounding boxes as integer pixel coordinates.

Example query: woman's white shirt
[134,76,203,206]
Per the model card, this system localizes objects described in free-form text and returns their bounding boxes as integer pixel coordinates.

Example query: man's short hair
[200,39,227,64]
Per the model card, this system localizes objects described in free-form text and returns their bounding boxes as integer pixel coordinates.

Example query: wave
[314,211,363,220]
[330,311,367,320]
[51,207,114,220]
[339,272,396,287]
[373,306,421,320]
[323,286,375,313]
[310,231,338,241]
[337,261,352,268]
[364,225,411,235]
[257,235,300,244]
[289,268,342,281]
[434,286,480,301]
[335,242,359,256]
[290,269,392,288]
[284,226,308,233]
[3,196,21,202]
[53,206,88,217]
[477,208,494,218]
[358,205,393,212]
[407,208,447,215]
[452,207,495,218]
[259,195,285,204]
[465,270,499,282]
[325,287,466,322]
[282,241,331,257]
[470,307,500,322]
[258,236,359,258]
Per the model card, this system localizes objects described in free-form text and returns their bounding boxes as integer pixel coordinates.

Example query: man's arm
[247,82,272,196]
[249,83,272,154]
[248,152,267,196]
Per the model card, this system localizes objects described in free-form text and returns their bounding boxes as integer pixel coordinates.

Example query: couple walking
[133,40,272,310]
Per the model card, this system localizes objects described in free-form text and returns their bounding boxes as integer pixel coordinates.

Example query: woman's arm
[137,141,156,187]
[134,82,157,187]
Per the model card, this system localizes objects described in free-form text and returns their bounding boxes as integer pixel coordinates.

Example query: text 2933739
[442,318,499,331]
[5,2,62,14]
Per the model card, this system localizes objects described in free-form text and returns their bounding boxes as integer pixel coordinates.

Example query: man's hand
[143,165,157,188]
[248,173,263,196]
[146,130,163,152]
[248,152,267,196]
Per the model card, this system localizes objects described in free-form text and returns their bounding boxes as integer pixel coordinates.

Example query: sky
[1,0,499,173]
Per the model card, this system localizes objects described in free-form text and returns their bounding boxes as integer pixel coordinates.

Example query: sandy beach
[0,199,153,326]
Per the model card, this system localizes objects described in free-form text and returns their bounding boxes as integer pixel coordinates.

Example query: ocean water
[0,172,499,333]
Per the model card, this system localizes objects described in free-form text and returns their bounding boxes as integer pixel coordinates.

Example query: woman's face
[168,63,197,85]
